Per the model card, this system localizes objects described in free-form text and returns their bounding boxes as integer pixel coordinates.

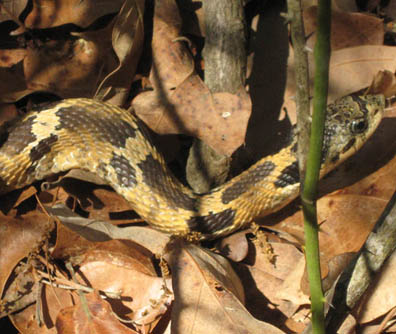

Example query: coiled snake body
[0,95,385,239]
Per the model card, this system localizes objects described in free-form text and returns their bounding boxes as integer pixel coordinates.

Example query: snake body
[0,95,385,238]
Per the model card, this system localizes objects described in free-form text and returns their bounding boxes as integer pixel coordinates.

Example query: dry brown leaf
[24,0,125,29]
[0,211,54,297]
[134,76,251,155]
[284,46,396,123]
[216,230,249,262]
[252,241,303,282]
[77,247,172,331]
[166,242,285,334]
[95,0,145,105]
[234,239,304,325]
[52,223,156,274]
[321,46,396,98]
[41,173,138,222]
[132,0,251,155]
[276,256,310,306]
[0,186,37,215]
[0,49,26,67]
[150,0,195,90]
[304,6,384,51]
[56,293,138,334]
[0,61,32,103]
[23,26,117,99]
[0,0,28,24]
[366,70,396,97]
[8,272,75,333]
[84,188,137,221]
[45,204,171,255]
[0,103,18,126]
[77,239,156,275]
[10,186,37,208]
[51,219,102,260]
[9,238,167,333]
[1,0,143,103]
[0,263,37,318]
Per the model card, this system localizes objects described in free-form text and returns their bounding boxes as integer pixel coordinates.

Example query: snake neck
[191,144,300,238]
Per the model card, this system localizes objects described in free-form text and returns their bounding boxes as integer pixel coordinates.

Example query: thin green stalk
[301,1,331,334]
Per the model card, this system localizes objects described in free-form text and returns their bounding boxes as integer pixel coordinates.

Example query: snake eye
[350,118,368,134]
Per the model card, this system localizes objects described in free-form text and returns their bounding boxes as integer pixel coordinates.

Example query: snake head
[321,94,385,173]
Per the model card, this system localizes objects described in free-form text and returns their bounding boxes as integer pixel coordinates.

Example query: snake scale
[0,94,385,239]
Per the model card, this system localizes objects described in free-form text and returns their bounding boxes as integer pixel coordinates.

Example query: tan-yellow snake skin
[0,94,385,239]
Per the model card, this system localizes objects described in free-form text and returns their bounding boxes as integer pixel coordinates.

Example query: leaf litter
[1,1,396,333]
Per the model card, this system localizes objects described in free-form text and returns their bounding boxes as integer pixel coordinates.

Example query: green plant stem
[301,1,331,334]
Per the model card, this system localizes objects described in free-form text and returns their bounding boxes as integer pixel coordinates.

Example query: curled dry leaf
[323,46,396,99]
[0,0,144,104]
[51,219,157,276]
[366,70,396,97]
[0,185,37,215]
[95,0,145,105]
[70,239,156,276]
